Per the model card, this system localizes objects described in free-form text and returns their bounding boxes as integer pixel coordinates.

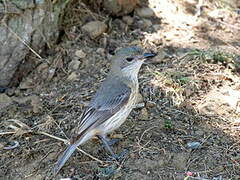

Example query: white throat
[121,61,143,83]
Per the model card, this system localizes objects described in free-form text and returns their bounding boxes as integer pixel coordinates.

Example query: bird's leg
[97,135,128,160]
[104,138,119,146]
[97,135,117,159]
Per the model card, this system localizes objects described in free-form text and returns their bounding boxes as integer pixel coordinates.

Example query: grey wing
[71,79,131,144]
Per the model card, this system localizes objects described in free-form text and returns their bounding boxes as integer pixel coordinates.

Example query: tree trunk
[0,0,67,88]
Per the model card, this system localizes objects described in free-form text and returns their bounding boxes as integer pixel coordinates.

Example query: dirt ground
[1,0,240,179]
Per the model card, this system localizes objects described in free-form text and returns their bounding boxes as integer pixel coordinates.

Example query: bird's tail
[53,143,78,175]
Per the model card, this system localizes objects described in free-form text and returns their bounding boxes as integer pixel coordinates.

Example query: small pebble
[137,19,152,29]
[135,7,155,18]
[153,24,161,31]
[3,141,19,150]
[236,9,240,15]
[68,60,80,71]
[103,0,137,16]
[0,93,12,109]
[146,101,155,108]
[31,95,42,114]
[212,176,223,180]
[139,108,149,120]
[67,72,78,81]
[75,49,86,58]
[187,142,201,149]
[5,87,15,96]
[122,16,134,25]
[234,55,240,63]
[134,102,145,109]
[143,19,152,27]
[0,87,7,93]
[96,48,105,56]
[81,21,107,39]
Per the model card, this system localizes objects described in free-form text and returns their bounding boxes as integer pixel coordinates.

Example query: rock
[134,93,144,109]
[13,89,21,96]
[81,21,107,39]
[47,68,56,81]
[68,60,80,71]
[37,63,49,73]
[0,87,7,93]
[96,48,105,54]
[236,9,240,15]
[75,49,86,59]
[136,93,144,103]
[3,140,20,150]
[113,19,126,30]
[139,108,149,120]
[122,16,134,25]
[30,95,42,114]
[146,101,155,108]
[19,78,34,89]
[107,53,113,61]
[134,103,145,109]
[103,0,138,16]
[0,94,12,109]
[135,7,155,18]
[37,63,49,80]
[100,37,108,49]
[5,88,16,96]
[237,0,240,8]
[67,72,78,81]
[234,55,240,63]
[142,19,152,27]
[153,24,161,31]
[12,95,40,108]
[187,142,201,149]
[138,19,152,29]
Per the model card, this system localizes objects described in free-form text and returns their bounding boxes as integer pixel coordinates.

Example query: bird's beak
[141,52,157,64]
[143,52,157,59]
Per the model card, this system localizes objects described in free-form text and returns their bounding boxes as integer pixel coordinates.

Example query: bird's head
[110,46,156,79]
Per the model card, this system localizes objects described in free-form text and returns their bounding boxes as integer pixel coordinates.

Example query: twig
[76,147,103,164]
[0,131,16,135]
[1,23,43,60]
[37,131,104,164]
[139,126,157,143]
[37,131,68,144]
[1,127,104,164]
[133,126,157,155]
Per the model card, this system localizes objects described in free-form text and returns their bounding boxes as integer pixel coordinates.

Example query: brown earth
[1,0,240,179]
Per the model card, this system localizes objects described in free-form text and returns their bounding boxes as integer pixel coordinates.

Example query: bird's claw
[100,138,119,148]
[107,149,128,161]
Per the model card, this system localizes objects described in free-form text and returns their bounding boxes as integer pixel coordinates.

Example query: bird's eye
[126,57,134,62]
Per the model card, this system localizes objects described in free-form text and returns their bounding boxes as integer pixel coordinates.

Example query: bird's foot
[97,135,128,161]
[101,138,119,147]
[107,148,128,161]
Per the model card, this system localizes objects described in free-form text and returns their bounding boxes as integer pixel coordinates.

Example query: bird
[53,46,156,175]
